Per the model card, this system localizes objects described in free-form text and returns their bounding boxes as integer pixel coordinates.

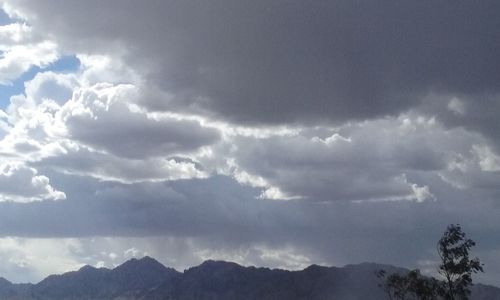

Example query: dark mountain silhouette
[0,257,497,300]
[10,256,180,300]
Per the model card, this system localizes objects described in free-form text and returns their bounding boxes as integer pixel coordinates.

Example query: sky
[0,0,499,285]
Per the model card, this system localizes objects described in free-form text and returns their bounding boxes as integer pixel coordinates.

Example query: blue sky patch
[0,9,10,25]
[0,55,80,109]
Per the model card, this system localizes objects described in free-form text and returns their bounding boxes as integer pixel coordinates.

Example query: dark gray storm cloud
[60,84,220,159]
[0,173,499,283]
[6,0,500,125]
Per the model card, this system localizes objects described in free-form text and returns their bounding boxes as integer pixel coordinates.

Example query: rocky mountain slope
[0,257,497,300]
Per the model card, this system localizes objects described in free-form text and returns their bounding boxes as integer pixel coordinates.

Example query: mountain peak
[78,265,98,272]
[135,255,159,264]
[114,255,168,272]
[197,259,241,269]
[303,264,330,272]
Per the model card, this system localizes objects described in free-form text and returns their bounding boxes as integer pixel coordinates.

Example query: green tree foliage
[437,224,483,300]
[378,269,442,300]
[378,224,483,300]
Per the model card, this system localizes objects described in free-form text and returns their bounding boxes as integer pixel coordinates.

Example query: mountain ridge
[0,256,497,300]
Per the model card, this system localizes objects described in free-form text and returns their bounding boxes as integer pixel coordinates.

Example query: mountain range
[0,256,497,300]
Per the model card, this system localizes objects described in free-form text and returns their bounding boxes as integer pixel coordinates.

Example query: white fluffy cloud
[0,22,58,84]
[0,162,64,202]
[0,60,220,186]
[473,144,500,172]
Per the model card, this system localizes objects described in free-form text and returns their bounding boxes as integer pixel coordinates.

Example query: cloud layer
[4,0,500,125]
[0,0,499,286]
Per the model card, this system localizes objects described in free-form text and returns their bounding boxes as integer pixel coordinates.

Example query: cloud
[0,162,64,202]
[418,94,500,155]
[411,184,436,203]
[58,83,220,159]
[0,22,59,84]
[1,0,500,286]
[0,175,498,284]
[35,143,208,183]
[2,70,219,184]
[0,235,311,283]
[4,1,500,125]
[474,145,500,172]
[222,115,483,202]
[24,71,76,105]
[0,237,84,282]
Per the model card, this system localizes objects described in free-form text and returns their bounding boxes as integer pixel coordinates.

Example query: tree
[437,224,483,300]
[378,224,483,300]
[377,269,410,300]
[378,269,442,300]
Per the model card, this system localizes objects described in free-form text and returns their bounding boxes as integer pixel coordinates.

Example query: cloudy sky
[0,0,499,285]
